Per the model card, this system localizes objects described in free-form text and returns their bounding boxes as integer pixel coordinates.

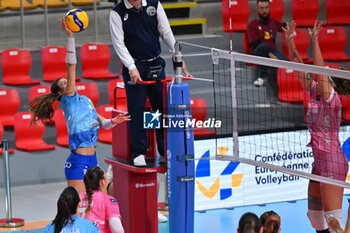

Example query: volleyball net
[188,46,350,189]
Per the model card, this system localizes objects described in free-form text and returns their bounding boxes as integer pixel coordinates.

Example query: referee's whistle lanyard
[261,21,275,41]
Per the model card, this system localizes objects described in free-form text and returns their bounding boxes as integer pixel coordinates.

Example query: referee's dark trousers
[122,57,166,159]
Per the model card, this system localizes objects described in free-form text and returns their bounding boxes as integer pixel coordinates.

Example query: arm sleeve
[157,2,176,53]
[109,10,136,71]
[109,217,124,233]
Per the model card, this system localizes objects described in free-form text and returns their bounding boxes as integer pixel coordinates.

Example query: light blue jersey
[61,92,99,151]
[44,216,100,233]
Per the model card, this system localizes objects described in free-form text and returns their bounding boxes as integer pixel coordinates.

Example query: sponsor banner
[194,126,350,211]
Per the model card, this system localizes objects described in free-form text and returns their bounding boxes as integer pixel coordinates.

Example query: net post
[230,55,239,161]
[0,140,24,228]
[174,41,183,84]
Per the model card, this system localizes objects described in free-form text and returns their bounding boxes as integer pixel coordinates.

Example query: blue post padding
[167,83,194,233]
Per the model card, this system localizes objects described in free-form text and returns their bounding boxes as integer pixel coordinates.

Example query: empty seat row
[1,95,214,152]
[222,0,350,33]
[1,43,121,86]
[281,26,350,62]
[0,0,101,11]
[243,26,350,63]
[0,82,105,128]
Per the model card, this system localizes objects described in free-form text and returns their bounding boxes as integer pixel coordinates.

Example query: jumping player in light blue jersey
[29,19,130,193]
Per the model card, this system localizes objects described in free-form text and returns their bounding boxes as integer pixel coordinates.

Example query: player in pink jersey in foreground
[80,166,124,233]
[284,21,350,233]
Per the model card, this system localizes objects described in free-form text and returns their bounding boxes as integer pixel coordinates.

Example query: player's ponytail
[238,212,261,233]
[260,211,281,233]
[52,186,80,233]
[29,77,63,125]
[83,166,105,214]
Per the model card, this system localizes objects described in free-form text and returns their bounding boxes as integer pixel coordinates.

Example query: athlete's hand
[308,21,322,42]
[282,21,296,43]
[111,112,131,125]
[59,17,73,38]
[129,68,142,84]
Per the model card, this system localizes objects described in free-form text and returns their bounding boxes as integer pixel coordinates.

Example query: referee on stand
[109,0,188,167]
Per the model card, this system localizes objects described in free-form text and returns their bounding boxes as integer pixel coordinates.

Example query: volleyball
[65,9,89,32]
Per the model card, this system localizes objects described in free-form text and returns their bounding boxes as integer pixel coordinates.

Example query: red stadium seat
[108,79,127,108]
[0,89,20,127]
[277,68,307,103]
[96,105,114,144]
[14,112,55,152]
[291,0,319,27]
[80,43,121,80]
[41,46,81,83]
[190,98,216,138]
[341,96,350,121]
[1,49,40,86]
[76,82,100,107]
[222,0,250,32]
[54,109,69,148]
[282,29,312,63]
[325,0,350,26]
[0,121,15,155]
[269,0,285,22]
[318,26,350,61]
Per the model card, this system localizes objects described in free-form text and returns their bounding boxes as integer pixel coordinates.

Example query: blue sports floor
[2,196,350,233]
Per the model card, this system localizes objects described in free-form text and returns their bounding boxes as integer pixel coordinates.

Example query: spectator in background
[246,0,289,91]
[237,212,261,233]
[260,211,281,233]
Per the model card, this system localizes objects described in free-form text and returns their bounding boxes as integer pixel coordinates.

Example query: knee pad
[324,209,344,233]
[307,210,328,231]
[308,196,323,210]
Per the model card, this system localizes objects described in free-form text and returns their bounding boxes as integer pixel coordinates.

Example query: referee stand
[105,42,194,233]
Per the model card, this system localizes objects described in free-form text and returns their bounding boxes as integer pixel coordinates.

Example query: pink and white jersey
[306,81,342,152]
[79,190,121,233]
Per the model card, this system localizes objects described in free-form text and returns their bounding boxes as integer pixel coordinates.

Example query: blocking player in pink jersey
[284,21,350,233]
[80,166,124,233]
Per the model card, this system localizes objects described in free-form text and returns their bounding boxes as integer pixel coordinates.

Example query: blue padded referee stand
[166,42,195,233]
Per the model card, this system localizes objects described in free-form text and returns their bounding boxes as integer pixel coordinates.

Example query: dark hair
[260,211,281,233]
[83,166,105,214]
[29,77,63,125]
[52,186,80,233]
[239,212,261,233]
[331,69,350,96]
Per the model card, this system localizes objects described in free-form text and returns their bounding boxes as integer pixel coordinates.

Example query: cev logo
[195,147,243,200]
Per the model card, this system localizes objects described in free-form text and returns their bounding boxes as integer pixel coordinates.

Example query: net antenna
[212,48,350,189]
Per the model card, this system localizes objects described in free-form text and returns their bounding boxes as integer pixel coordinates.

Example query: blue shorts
[64,151,98,180]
